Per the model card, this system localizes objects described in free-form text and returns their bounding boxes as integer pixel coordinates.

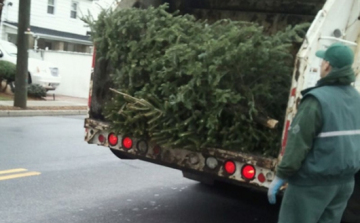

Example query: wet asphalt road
[0,116,280,223]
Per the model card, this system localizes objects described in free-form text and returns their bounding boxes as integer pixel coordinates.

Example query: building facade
[0,0,95,52]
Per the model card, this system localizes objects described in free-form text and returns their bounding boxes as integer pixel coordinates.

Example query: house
[0,0,96,53]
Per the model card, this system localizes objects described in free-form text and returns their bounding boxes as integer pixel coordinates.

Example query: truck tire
[182,171,215,185]
[342,172,360,223]
[110,148,135,160]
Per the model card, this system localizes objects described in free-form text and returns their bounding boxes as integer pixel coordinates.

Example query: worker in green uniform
[267,42,360,223]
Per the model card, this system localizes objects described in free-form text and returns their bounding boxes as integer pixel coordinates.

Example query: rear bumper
[31,74,61,90]
[84,118,277,190]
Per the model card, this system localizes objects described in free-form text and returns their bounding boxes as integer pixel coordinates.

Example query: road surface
[0,116,280,223]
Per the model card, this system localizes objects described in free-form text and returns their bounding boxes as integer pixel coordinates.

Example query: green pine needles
[86,4,309,157]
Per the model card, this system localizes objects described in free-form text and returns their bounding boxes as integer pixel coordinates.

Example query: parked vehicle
[84,0,360,221]
[0,40,61,90]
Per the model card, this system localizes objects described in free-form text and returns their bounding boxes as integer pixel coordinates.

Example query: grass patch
[0,93,12,101]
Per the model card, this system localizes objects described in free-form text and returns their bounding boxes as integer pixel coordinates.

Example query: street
[0,116,279,223]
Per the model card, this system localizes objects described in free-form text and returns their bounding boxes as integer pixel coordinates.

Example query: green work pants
[278,181,355,223]
[342,172,360,222]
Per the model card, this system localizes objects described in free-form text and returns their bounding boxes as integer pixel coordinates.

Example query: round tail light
[122,137,133,150]
[224,160,236,175]
[136,140,148,154]
[206,157,218,170]
[242,165,256,180]
[108,133,118,146]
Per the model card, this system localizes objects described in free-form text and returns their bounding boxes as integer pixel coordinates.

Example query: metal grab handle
[306,10,326,38]
[319,36,358,46]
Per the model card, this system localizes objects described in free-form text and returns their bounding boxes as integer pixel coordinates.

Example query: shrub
[27,84,46,98]
[0,60,16,82]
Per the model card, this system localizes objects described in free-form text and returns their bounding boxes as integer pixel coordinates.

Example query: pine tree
[85,4,309,157]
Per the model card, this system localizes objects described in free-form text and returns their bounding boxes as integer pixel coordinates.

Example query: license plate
[50,68,59,77]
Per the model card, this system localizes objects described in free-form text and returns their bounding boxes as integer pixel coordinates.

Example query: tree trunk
[14,0,31,108]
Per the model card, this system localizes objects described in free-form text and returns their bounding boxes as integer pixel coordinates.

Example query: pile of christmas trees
[87,4,308,157]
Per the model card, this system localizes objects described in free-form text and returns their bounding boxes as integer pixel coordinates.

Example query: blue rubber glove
[267,176,286,204]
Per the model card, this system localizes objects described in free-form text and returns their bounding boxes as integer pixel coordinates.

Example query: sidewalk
[0,94,88,117]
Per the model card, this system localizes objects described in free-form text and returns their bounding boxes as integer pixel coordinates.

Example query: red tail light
[122,137,133,150]
[108,133,118,146]
[242,165,256,180]
[98,134,105,143]
[224,160,236,175]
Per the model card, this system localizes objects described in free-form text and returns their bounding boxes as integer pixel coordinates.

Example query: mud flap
[110,148,136,160]
[182,171,215,185]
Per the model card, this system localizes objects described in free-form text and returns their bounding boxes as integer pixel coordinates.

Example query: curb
[0,110,88,117]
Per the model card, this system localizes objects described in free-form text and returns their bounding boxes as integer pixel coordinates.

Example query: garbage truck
[84,0,360,221]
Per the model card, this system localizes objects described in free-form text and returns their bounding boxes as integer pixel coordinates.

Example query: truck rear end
[85,0,360,197]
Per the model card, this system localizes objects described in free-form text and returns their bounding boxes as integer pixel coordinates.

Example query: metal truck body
[84,0,360,220]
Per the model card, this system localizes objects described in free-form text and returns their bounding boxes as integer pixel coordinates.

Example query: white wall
[43,50,92,98]
[5,0,94,36]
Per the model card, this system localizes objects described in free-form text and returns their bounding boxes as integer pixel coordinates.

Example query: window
[45,42,53,50]
[70,1,78,19]
[64,42,75,52]
[47,0,55,14]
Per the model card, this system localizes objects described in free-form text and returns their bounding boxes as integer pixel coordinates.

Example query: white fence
[42,50,92,98]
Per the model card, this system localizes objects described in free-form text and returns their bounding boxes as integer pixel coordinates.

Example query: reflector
[258,173,266,183]
[98,134,105,143]
[153,145,161,155]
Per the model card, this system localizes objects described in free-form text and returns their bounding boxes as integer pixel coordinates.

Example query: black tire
[110,148,135,160]
[342,172,360,223]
